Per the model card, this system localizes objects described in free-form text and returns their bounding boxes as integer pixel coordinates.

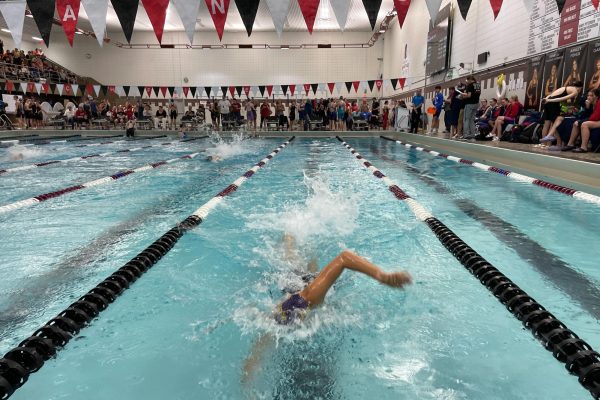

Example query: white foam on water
[1,144,46,162]
[205,132,251,161]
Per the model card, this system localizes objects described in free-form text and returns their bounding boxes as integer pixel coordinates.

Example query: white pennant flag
[129,86,141,97]
[81,0,109,47]
[195,87,203,98]
[522,0,535,14]
[35,83,42,94]
[335,82,343,94]
[173,0,201,44]
[425,0,443,24]
[93,85,101,96]
[330,0,351,31]
[266,0,292,37]
[0,0,26,49]
[318,83,326,94]
[212,86,220,98]
[20,82,27,93]
[56,84,65,96]
[116,86,124,97]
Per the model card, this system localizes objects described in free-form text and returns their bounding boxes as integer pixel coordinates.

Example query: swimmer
[206,155,222,162]
[9,153,24,161]
[242,233,412,383]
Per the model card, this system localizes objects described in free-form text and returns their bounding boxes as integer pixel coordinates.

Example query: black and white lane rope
[337,137,600,399]
[0,137,295,399]
[0,136,208,176]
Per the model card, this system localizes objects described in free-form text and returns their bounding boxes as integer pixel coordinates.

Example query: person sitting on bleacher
[562,89,600,153]
[560,89,597,152]
[74,105,88,128]
[490,95,522,141]
[182,106,195,121]
[540,83,587,150]
[475,98,495,130]
[155,105,167,130]
[64,105,75,129]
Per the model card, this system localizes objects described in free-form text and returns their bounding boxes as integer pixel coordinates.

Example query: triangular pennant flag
[42,82,50,94]
[129,86,141,97]
[34,82,42,94]
[6,81,14,92]
[0,0,27,49]
[211,86,219,97]
[190,87,197,98]
[229,86,236,97]
[266,0,292,37]
[168,86,175,97]
[390,78,398,90]
[56,83,64,96]
[394,0,411,28]
[81,0,108,46]
[86,84,94,95]
[141,0,170,43]
[399,77,406,89]
[555,0,566,14]
[266,85,273,97]
[205,87,212,97]
[49,83,56,94]
[20,82,27,93]
[318,82,326,93]
[375,80,383,91]
[592,0,600,10]
[221,86,228,96]
[335,82,343,93]
[327,82,335,94]
[311,83,319,94]
[281,84,288,95]
[235,0,260,36]
[94,85,101,96]
[298,0,320,34]
[78,84,86,96]
[173,0,201,43]
[183,87,189,97]
[27,0,55,47]
[57,0,81,46]
[28,82,36,93]
[115,85,124,96]
[304,84,311,95]
[123,85,131,96]
[330,0,350,30]
[362,0,382,30]
[235,86,243,97]
[111,0,139,43]
[66,84,75,96]
[352,81,360,92]
[160,87,168,97]
[489,0,502,19]
[424,0,442,23]
[243,86,251,96]
[107,85,115,96]
[101,85,108,96]
[258,85,265,97]
[137,86,145,97]
[456,0,472,20]
[205,0,230,41]
[250,86,258,97]
[367,80,375,92]
[345,81,352,92]
[146,86,153,97]
[289,84,296,96]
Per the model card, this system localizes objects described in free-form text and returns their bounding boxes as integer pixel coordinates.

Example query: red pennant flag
[205,0,230,41]
[42,83,50,94]
[352,81,360,92]
[183,87,189,97]
[304,84,311,95]
[57,0,81,46]
[5,81,14,92]
[146,86,153,97]
[228,86,236,97]
[399,78,406,89]
[65,84,73,95]
[593,0,599,9]
[27,82,36,93]
[243,86,250,96]
[489,0,502,19]
[327,82,335,94]
[298,0,320,34]
[289,84,296,96]
[394,0,411,28]
[141,0,170,43]
[375,80,383,91]
[160,87,167,97]
[266,85,273,96]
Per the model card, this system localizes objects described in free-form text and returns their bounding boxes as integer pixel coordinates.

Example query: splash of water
[1,145,46,162]
[205,132,251,161]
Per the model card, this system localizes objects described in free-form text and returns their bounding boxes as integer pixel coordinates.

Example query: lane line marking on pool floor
[70,135,168,148]
[0,137,294,400]
[0,136,208,176]
[0,152,202,214]
[380,136,600,206]
[0,134,126,147]
[338,136,600,399]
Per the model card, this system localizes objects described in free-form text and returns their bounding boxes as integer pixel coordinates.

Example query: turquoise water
[0,136,599,399]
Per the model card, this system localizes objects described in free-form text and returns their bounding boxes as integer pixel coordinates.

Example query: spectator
[562,89,600,152]
[231,97,242,123]
[74,105,88,128]
[411,89,424,132]
[182,105,195,121]
[490,95,523,141]
[155,105,167,129]
[169,102,178,129]
[125,118,135,138]
[539,81,584,149]
[64,105,75,129]
[260,101,271,129]
[218,96,231,127]
[382,100,390,130]
[431,85,444,135]
[461,76,481,139]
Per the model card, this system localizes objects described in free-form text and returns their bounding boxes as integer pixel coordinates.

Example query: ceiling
[8,0,397,43]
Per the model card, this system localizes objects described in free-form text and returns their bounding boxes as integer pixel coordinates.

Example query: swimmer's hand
[379,271,412,288]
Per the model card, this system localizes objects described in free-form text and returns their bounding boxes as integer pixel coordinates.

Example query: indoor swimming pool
[1,135,599,399]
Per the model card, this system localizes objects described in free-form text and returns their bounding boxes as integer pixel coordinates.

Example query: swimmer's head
[206,155,222,162]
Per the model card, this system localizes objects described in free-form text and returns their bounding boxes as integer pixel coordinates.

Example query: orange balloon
[427,107,436,114]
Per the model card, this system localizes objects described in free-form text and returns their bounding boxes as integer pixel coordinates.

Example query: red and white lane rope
[192,138,295,220]
[0,137,207,176]
[381,136,600,205]
[0,152,200,214]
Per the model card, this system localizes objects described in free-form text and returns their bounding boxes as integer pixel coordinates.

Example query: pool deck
[2,129,599,194]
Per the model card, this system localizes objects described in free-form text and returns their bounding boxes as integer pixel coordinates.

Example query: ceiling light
[1,28,10,33]
[379,29,385,33]
[281,46,289,50]
[26,14,33,18]
[32,36,43,41]
[75,31,83,35]
[391,10,398,16]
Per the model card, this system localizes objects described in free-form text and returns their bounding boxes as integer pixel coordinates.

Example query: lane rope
[0,137,295,399]
[338,136,600,399]
[72,135,168,148]
[0,152,201,214]
[381,136,600,205]
[0,136,208,176]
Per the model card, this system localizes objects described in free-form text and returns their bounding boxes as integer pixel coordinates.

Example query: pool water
[0,136,599,399]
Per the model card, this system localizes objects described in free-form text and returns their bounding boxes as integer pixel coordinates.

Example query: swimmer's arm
[242,333,274,385]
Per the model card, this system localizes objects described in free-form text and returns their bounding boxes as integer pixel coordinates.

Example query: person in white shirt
[218,96,231,127]
[63,105,75,129]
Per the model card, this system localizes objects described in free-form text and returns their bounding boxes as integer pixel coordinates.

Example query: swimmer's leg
[299,251,412,306]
